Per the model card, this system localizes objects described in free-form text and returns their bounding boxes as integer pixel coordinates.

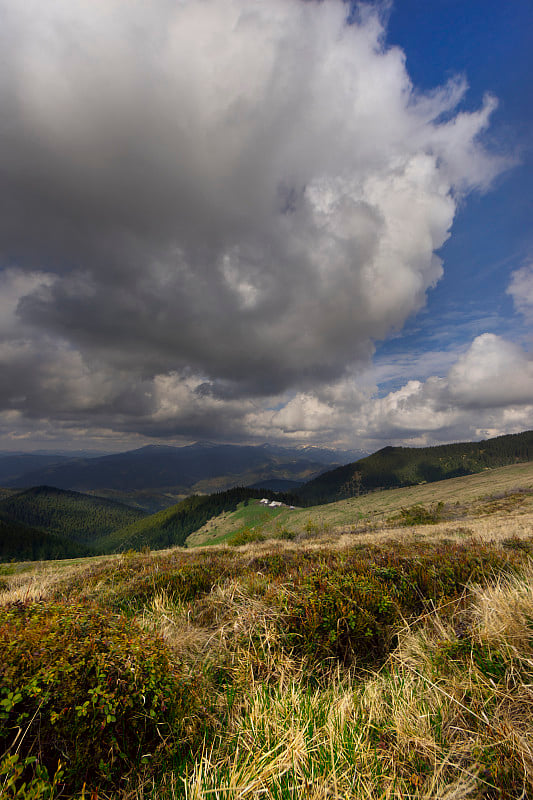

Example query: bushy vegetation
[281,541,518,667]
[2,531,533,798]
[86,550,243,612]
[184,565,533,799]
[391,501,444,526]
[0,600,203,794]
[227,527,266,546]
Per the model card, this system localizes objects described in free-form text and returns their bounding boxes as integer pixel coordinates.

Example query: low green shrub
[227,528,265,547]
[283,568,399,666]
[392,502,445,526]
[0,600,202,794]
[275,528,296,541]
[502,535,533,555]
[433,638,508,681]
[109,562,231,609]
[0,753,64,799]
[301,519,322,538]
[281,543,521,668]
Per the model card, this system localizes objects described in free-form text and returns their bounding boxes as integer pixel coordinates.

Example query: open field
[1,463,533,799]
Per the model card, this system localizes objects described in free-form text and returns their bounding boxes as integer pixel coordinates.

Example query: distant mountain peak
[133,444,179,454]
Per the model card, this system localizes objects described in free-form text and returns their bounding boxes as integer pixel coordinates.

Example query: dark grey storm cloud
[0,0,518,448]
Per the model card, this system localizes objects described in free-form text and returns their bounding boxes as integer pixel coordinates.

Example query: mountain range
[1,430,532,562]
[1,442,364,504]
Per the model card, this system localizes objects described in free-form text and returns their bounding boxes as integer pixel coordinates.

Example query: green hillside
[0,485,146,545]
[187,498,289,546]
[0,517,93,562]
[98,487,289,553]
[296,429,533,505]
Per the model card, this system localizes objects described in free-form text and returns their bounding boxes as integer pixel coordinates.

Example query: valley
[1,430,531,561]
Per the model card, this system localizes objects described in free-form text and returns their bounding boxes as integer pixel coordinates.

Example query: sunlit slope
[186,461,533,546]
[187,498,289,546]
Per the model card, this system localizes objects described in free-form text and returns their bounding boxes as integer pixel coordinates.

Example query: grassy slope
[187,499,289,546]
[111,461,533,552]
[187,460,533,546]
[0,485,146,546]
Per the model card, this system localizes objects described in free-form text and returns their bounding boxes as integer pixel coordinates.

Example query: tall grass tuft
[180,562,533,799]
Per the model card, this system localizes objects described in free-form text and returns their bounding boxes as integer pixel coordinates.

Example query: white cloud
[353,334,533,445]
[0,0,513,446]
[447,334,533,407]
[507,262,533,321]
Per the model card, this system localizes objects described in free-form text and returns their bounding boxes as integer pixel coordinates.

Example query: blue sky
[373,0,533,392]
[0,0,531,452]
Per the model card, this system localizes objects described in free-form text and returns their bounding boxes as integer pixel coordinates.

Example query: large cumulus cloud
[0,0,513,446]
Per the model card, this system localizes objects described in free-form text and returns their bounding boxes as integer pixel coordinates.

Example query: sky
[0,0,531,454]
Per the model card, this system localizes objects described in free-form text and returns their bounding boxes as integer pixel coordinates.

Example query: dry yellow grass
[174,564,533,800]
[0,561,87,605]
[0,552,121,606]
[140,576,303,691]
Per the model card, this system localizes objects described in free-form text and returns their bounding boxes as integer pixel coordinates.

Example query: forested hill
[296,430,533,505]
[0,485,292,560]
[0,486,146,545]
[0,517,93,562]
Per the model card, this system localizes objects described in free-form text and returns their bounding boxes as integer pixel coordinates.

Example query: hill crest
[296,429,533,505]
